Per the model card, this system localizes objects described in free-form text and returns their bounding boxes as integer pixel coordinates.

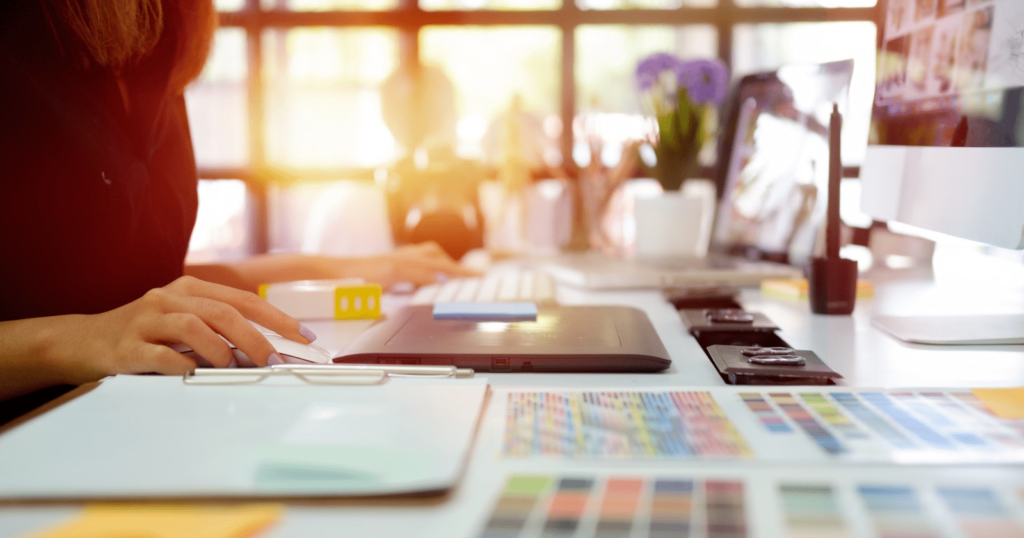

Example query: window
[186,0,879,257]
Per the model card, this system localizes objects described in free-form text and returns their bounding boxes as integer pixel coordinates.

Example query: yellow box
[334,284,382,320]
[259,279,381,320]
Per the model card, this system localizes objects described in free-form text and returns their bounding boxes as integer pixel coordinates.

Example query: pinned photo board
[499,388,1024,464]
[0,376,488,501]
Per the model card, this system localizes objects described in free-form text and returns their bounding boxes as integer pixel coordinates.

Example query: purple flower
[677,59,728,105]
[636,53,685,91]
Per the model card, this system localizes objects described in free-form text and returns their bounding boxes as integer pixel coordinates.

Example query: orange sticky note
[972,387,1024,419]
[23,504,282,538]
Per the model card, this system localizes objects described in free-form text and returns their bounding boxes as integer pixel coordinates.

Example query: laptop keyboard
[411,270,558,305]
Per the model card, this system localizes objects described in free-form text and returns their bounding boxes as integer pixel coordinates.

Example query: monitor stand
[872,315,1024,345]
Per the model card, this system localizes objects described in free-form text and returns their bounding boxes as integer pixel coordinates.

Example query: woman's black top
[0,2,199,321]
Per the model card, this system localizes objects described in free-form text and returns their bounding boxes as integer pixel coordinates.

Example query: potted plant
[636,53,728,191]
[631,53,727,258]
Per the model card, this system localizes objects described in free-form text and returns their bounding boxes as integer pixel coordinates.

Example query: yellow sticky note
[24,504,282,538]
[972,387,1024,419]
[760,279,874,301]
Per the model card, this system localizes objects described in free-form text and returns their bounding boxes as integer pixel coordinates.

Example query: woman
[0,0,474,401]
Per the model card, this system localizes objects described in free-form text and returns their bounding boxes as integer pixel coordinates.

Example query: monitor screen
[714,61,854,265]
[873,0,1024,147]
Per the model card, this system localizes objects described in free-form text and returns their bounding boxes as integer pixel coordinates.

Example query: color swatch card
[503,391,752,459]
[478,475,747,538]
[499,388,1024,464]
[477,474,1024,538]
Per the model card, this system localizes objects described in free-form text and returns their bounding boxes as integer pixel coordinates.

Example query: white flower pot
[633,180,716,259]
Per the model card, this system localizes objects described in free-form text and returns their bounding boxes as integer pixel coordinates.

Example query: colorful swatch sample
[892,392,987,448]
[830,392,917,449]
[972,387,1024,419]
[503,391,752,458]
[740,392,792,433]
[800,393,867,439]
[542,478,594,537]
[481,476,1024,538]
[596,478,643,538]
[649,480,693,538]
[779,484,849,538]
[860,392,955,449]
[938,487,1024,538]
[954,391,1024,440]
[770,393,847,454]
[479,476,553,538]
[706,480,747,538]
[479,476,747,538]
[858,485,939,538]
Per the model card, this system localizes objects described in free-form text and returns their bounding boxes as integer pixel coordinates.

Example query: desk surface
[2,269,1023,537]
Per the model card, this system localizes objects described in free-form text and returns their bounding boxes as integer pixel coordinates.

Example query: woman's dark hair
[44,0,216,93]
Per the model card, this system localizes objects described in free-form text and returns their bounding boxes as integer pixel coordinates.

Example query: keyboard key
[455,278,481,302]
[497,272,521,302]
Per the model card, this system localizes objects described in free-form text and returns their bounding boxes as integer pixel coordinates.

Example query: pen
[271,363,475,379]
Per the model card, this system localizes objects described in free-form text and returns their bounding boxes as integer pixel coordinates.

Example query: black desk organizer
[679,306,843,386]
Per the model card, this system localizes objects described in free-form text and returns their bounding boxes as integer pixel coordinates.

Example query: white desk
[2,270,1024,538]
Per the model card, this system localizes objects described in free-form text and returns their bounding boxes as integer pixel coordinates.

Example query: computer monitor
[861,0,1024,344]
[715,61,854,267]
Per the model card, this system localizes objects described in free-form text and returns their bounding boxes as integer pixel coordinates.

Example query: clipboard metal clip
[183,363,474,385]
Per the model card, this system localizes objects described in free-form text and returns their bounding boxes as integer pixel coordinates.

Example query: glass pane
[733,22,877,165]
[262,0,399,10]
[215,0,246,11]
[577,0,713,10]
[577,25,718,114]
[187,180,251,263]
[575,25,718,166]
[420,27,561,165]
[185,28,249,169]
[263,28,400,168]
[421,0,558,11]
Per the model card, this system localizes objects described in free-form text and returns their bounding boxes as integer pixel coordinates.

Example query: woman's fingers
[402,242,452,261]
[157,292,280,367]
[418,259,480,280]
[166,276,313,344]
[137,344,198,376]
[146,313,235,368]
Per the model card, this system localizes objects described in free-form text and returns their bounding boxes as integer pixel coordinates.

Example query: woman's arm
[184,243,480,293]
[0,276,313,402]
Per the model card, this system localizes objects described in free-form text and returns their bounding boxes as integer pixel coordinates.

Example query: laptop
[541,60,855,289]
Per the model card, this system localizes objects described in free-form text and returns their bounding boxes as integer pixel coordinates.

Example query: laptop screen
[713,60,854,266]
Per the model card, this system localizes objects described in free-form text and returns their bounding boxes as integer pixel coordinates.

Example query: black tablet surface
[334,305,671,373]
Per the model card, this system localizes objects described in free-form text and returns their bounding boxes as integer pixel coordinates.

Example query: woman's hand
[343,242,480,288]
[186,242,480,294]
[74,276,313,379]
[0,276,314,400]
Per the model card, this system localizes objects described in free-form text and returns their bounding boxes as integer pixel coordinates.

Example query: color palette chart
[500,388,1024,463]
[502,391,752,459]
[477,475,747,538]
[477,475,1024,538]
[737,389,1024,463]
[778,482,1024,538]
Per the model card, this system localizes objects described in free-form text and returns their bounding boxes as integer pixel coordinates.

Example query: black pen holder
[807,257,857,315]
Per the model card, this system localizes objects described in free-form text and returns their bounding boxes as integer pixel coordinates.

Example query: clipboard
[0,375,488,501]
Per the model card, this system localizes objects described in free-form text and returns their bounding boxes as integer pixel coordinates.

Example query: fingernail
[299,325,317,343]
[267,353,284,366]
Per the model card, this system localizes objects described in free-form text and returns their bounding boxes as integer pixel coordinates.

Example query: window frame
[203,0,879,252]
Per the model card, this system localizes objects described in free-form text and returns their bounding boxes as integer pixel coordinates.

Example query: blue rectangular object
[432,302,538,321]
